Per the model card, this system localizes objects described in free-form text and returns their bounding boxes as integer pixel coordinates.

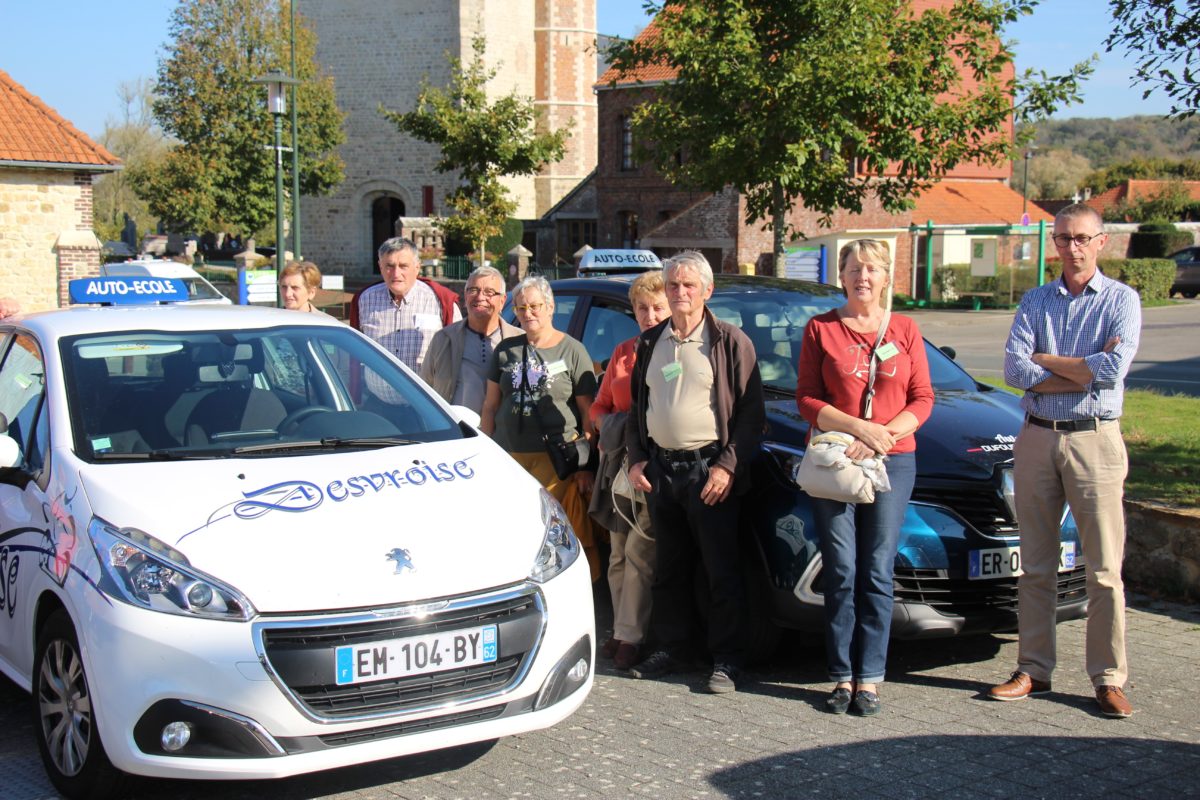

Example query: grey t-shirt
[488,334,597,454]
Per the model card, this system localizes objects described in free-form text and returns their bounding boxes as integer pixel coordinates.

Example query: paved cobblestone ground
[2,594,1197,800]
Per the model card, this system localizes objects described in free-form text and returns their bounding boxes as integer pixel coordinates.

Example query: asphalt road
[2,594,1198,800]
[912,300,1200,396]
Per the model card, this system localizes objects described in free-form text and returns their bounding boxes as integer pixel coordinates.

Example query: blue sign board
[69,277,189,305]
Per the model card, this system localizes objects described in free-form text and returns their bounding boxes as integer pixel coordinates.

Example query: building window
[557,219,597,261]
[619,211,639,249]
[422,185,435,216]
[620,116,635,171]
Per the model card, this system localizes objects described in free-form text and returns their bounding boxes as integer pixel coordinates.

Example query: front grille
[259,591,543,720]
[893,564,1088,618]
[317,705,506,748]
[911,485,1016,534]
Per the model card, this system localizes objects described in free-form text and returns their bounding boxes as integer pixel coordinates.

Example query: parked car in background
[100,259,232,305]
[0,285,593,797]
[1168,246,1200,298]
[523,274,1087,658]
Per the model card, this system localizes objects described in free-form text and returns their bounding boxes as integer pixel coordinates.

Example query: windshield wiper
[91,449,212,461]
[231,436,418,454]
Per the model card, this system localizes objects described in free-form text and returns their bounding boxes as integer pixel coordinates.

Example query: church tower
[297,0,596,275]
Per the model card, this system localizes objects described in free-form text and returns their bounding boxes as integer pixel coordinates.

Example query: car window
[60,325,464,461]
[580,302,639,366]
[183,277,225,301]
[0,334,47,472]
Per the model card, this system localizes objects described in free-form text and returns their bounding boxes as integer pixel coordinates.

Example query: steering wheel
[277,405,335,435]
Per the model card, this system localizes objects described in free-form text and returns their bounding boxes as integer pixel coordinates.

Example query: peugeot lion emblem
[385,548,415,574]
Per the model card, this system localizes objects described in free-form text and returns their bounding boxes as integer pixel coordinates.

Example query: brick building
[299,0,598,276]
[0,69,121,311]
[592,4,1049,298]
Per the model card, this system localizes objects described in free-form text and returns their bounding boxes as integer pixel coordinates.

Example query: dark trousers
[645,454,747,669]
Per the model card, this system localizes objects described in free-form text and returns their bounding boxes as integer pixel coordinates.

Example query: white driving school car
[0,278,593,798]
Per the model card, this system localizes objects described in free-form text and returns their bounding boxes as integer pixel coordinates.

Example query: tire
[33,610,128,800]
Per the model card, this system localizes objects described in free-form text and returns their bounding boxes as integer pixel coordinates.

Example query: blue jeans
[811,452,916,684]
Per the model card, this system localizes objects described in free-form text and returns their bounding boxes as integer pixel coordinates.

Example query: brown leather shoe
[988,671,1051,701]
[612,642,640,671]
[1096,685,1133,718]
[600,638,620,660]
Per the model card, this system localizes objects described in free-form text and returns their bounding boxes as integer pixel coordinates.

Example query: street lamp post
[290,3,301,260]
[1022,146,1038,218]
[252,71,300,305]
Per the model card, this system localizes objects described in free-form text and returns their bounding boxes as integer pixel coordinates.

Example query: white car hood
[78,439,547,613]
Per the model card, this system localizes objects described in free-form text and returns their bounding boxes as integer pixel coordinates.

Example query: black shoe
[825,687,852,714]
[852,689,881,716]
[630,650,682,680]
[706,665,739,694]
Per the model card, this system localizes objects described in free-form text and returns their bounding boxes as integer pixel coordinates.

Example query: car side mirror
[449,405,482,429]
[0,435,20,469]
[940,345,957,361]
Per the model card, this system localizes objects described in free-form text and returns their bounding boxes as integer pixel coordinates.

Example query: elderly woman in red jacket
[589,270,669,670]
[796,240,933,717]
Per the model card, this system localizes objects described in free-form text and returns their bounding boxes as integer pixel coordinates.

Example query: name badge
[875,342,899,361]
[415,313,442,329]
[546,360,568,376]
[661,361,683,382]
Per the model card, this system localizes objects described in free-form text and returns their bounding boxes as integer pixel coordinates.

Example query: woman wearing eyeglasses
[481,275,602,582]
[421,266,520,414]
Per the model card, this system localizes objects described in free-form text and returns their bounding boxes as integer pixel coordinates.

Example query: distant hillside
[1024,116,1200,168]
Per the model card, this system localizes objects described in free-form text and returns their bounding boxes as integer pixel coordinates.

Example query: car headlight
[529,488,580,583]
[88,519,255,621]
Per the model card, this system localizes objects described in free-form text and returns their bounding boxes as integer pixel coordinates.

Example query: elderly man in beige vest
[421,266,520,414]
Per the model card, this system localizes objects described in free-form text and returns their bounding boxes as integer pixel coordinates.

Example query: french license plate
[967,542,1076,580]
[334,624,498,686]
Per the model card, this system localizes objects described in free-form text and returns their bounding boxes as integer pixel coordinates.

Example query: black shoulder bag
[518,340,593,480]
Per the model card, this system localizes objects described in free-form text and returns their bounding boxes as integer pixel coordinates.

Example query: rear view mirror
[940,345,957,360]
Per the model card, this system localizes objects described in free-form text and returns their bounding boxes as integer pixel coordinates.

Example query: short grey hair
[513,274,554,309]
[1055,203,1104,230]
[377,237,419,261]
[664,250,714,290]
[467,265,505,286]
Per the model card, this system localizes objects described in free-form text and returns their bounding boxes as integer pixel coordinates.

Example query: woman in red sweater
[589,270,669,670]
[795,239,933,717]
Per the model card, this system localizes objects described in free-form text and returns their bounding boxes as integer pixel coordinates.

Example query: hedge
[1129,223,1193,259]
[1099,258,1175,301]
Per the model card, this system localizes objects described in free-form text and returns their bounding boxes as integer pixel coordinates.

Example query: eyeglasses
[1051,233,1103,248]
[464,287,504,299]
[514,303,546,314]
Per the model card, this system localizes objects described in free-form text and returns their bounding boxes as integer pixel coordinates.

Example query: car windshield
[705,287,978,393]
[61,325,464,461]
[182,277,225,301]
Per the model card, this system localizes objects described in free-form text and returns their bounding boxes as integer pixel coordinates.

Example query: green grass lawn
[977,377,1199,509]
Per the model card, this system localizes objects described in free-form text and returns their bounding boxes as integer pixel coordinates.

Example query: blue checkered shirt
[1004,270,1141,420]
[356,281,461,372]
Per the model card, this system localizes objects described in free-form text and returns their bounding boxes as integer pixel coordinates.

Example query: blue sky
[2,0,1174,139]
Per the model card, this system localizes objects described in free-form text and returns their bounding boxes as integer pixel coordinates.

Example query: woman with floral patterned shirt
[481,275,600,581]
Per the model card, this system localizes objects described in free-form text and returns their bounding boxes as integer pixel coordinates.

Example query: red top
[590,336,638,420]
[795,311,934,454]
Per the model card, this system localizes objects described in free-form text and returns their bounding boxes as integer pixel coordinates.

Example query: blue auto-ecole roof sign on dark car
[69,276,189,305]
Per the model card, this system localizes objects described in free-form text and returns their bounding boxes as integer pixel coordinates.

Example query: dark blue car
[521,274,1086,656]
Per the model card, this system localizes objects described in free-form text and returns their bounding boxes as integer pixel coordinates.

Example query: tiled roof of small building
[1086,179,1200,215]
[596,16,677,88]
[0,68,120,167]
[912,180,1052,226]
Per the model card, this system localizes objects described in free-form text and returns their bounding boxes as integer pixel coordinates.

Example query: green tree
[1106,0,1200,119]
[134,0,345,236]
[1084,156,1200,193]
[1025,148,1092,200]
[93,80,170,244]
[381,35,569,264]
[608,1,1092,276]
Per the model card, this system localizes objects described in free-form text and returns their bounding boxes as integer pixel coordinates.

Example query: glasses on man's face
[465,286,503,299]
[1052,233,1103,249]
[514,303,546,314]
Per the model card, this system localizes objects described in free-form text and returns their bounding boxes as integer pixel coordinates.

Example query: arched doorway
[371,196,406,271]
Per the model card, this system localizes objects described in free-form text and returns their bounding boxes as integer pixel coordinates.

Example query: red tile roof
[1086,179,1200,216]
[0,68,120,167]
[597,15,677,87]
[912,180,1052,226]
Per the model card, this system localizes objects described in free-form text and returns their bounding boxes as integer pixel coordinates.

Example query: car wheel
[1185,291,1198,299]
[33,610,128,800]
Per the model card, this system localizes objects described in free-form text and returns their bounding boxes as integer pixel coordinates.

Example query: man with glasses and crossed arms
[989,203,1141,718]
[422,266,520,414]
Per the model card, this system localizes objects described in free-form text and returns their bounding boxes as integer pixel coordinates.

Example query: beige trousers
[1014,419,1129,688]
[607,498,655,644]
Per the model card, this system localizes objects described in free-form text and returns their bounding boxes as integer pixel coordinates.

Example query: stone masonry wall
[0,169,97,311]
[1124,501,1200,603]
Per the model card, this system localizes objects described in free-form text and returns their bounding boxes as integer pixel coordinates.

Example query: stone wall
[0,168,99,311]
[1124,501,1200,602]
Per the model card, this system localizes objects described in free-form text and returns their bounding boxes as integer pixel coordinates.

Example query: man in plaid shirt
[351,237,462,372]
